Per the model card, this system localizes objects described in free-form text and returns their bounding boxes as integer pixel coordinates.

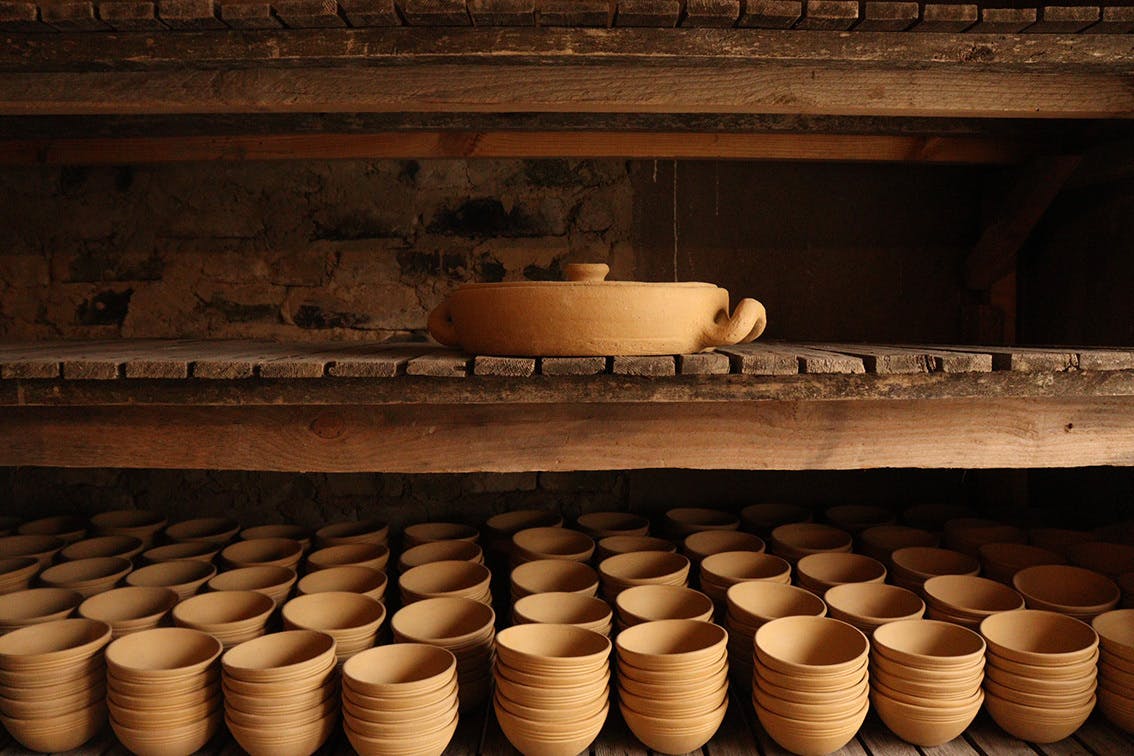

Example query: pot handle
[709,298,767,346]
[427,300,461,347]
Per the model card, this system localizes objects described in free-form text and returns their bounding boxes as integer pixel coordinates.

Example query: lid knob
[565,263,610,283]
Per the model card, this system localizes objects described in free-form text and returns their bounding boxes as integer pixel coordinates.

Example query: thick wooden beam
[3,397,1134,471]
[0,131,1033,164]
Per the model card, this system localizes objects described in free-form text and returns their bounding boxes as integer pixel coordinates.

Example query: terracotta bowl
[220,629,336,684]
[1066,542,1134,578]
[511,559,599,599]
[220,537,303,570]
[1099,687,1134,734]
[576,512,650,539]
[616,584,714,627]
[344,678,457,714]
[740,503,813,535]
[620,666,725,700]
[824,504,896,534]
[1102,648,1134,675]
[109,680,217,712]
[859,525,938,564]
[281,591,386,642]
[1,699,106,752]
[824,582,924,633]
[296,564,386,602]
[109,692,220,728]
[663,508,740,537]
[513,592,612,633]
[621,699,726,754]
[984,677,1097,709]
[923,574,1026,618]
[596,536,676,561]
[870,664,983,698]
[754,658,865,693]
[38,556,132,598]
[622,683,727,719]
[110,710,220,756]
[345,697,457,735]
[753,685,867,721]
[0,557,39,595]
[141,541,220,565]
[986,648,1098,681]
[619,650,725,686]
[78,586,178,638]
[984,692,1095,743]
[1028,528,1095,556]
[754,700,868,756]
[0,618,112,671]
[512,527,595,564]
[755,667,867,704]
[18,515,87,545]
[496,623,610,674]
[980,609,1099,666]
[979,542,1066,583]
[770,523,853,562]
[239,524,312,551]
[306,542,390,572]
[60,535,145,563]
[0,587,83,632]
[616,619,727,671]
[756,616,867,681]
[987,662,1094,697]
[869,649,981,682]
[871,618,985,670]
[108,666,218,699]
[0,534,66,569]
[345,715,458,756]
[89,510,166,546]
[125,559,216,601]
[3,677,106,717]
[726,581,826,628]
[495,702,606,756]
[403,522,479,547]
[683,531,766,564]
[700,552,792,598]
[871,689,983,747]
[1093,609,1134,662]
[208,564,298,606]
[485,511,563,540]
[599,552,690,596]
[1013,564,1120,619]
[226,688,337,728]
[890,546,980,587]
[495,670,609,703]
[105,626,222,683]
[225,708,338,756]
[796,552,886,593]
[948,524,1028,558]
[399,560,492,604]
[496,689,605,724]
[226,679,336,717]
[163,517,239,545]
[390,597,495,648]
[399,540,484,571]
[342,643,456,698]
[314,519,390,547]
[172,590,274,638]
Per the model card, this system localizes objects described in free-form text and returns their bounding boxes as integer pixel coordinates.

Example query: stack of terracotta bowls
[769,523,853,565]
[341,644,460,756]
[223,630,339,756]
[513,592,613,636]
[978,542,1066,584]
[90,510,167,549]
[576,512,650,539]
[0,557,39,595]
[870,619,985,746]
[980,609,1098,743]
[1067,542,1134,579]
[726,581,826,686]
[297,565,387,603]
[859,525,938,566]
[173,590,275,649]
[307,543,390,573]
[127,559,217,601]
[1013,564,1120,621]
[484,510,562,566]
[399,560,492,605]
[106,627,223,756]
[61,535,145,562]
[220,537,304,571]
[824,504,895,535]
[494,624,611,756]
[1093,609,1134,732]
[510,559,599,602]
[282,591,386,664]
[391,596,495,711]
[142,541,221,564]
[889,547,980,596]
[403,522,479,547]
[596,536,675,561]
[19,515,87,545]
[740,503,812,536]
[683,531,766,569]
[399,541,483,571]
[598,551,690,601]
[315,519,390,548]
[0,618,111,752]
[752,616,869,755]
[617,619,728,753]
[824,582,925,636]
[511,527,595,566]
[39,556,133,598]
[0,534,65,569]
[615,584,714,630]
[78,586,179,638]
[698,551,791,606]
[209,564,298,607]
[922,574,1025,630]
[240,524,312,552]
[663,508,739,538]
[796,552,886,594]
[0,587,83,633]
[164,516,239,545]
[944,520,1026,558]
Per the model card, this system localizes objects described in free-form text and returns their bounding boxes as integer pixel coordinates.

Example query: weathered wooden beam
[1087,6,1134,34]
[1028,6,1099,34]
[795,0,857,30]
[969,7,1036,34]
[0,1,48,30]
[913,3,976,32]
[855,1,917,32]
[613,0,678,26]
[737,0,799,28]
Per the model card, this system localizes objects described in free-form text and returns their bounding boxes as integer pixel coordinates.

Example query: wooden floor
[3,690,1132,756]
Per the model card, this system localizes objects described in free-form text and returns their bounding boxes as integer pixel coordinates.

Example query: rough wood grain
[810,344,931,374]
[593,704,649,756]
[1072,714,1134,754]
[856,1,917,32]
[468,0,533,25]
[969,7,1036,34]
[0,2,47,31]
[326,346,429,378]
[683,0,740,27]
[718,344,799,376]
[273,0,345,26]
[539,356,608,375]
[473,355,536,377]
[1087,6,1134,34]
[98,0,168,29]
[857,715,920,756]
[677,352,731,375]
[337,0,399,24]
[405,351,470,377]
[612,355,676,377]
[41,0,109,29]
[738,0,799,28]
[614,0,679,26]
[921,733,982,756]
[1029,6,1100,34]
[399,0,469,24]
[158,0,226,27]
[913,3,977,32]
[219,0,280,26]
[793,346,866,374]
[795,0,858,30]
[964,713,1034,755]
[537,0,611,27]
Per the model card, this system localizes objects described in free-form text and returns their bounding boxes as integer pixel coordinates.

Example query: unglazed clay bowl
[824,504,896,534]
[0,534,65,569]
[983,692,1095,743]
[754,700,867,756]
[126,559,216,601]
[296,564,386,602]
[890,546,980,585]
[2,677,105,716]
[105,626,222,683]
[314,519,389,547]
[616,584,714,627]
[755,658,866,692]
[980,609,1098,666]
[663,507,740,537]
[620,699,727,754]
[513,591,612,633]
[225,676,335,714]
[108,692,220,728]
[172,590,274,639]
[0,587,83,632]
[496,623,610,674]
[576,512,650,539]
[0,557,39,594]
[753,685,867,721]
[220,537,303,570]
[495,670,609,703]
[870,664,983,698]
[726,581,826,627]
[1066,541,1134,578]
[795,552,886,593]
[618,651,726,686]
[986,647,1098,680]
[429,262,765,357]
[859,525,938,564]
[399,560,491,604]
[622,683,727,719]
[110,710,220,756]
[496,689,606,724]
[510,559,599,599]
[239,524,312,551]
[923,574,1025,620]
[512,527,595,564]
[281,591,385,643]
[770,523,853,563]
[494,702,606,756]
[869,650,982,684]
[390,596,495,648]
[599,551,690,597]
[18,515,87,545]
[108,667,219,698]
[619,666,726,700]
[109,681,217,712]
[754,616,868,677]
[984,677,1096,709]
[38,556,132,598]
[740,503,813,535]
[60,535,145,563]
[220,629,336,684]
[226,689,337,728]
[225,708,338,756]
[985,662,1096,696]
[824,582,924,633]
[399,541,483,571]
[141,541,220,564]
[342,643,456,698]
[345,715,458,756]
[979,542,1066,582]
[1099,687,1134,733]
[615,619,726,671]
[306,542,390,572]
[871,689,983,747]
[208,564,298,606]
[0,617,111,671]
[403,522,479,547]
[1094,609,1134,661]
[89,510,166,547]
[700,551,792,587]
[1,699,106,752]
[344,677,457,714]
[1014,564,1120,619]
[163,517,239,545]
[596,536,676,561]
[872,618,985,670]
[755,669,868,705]
[683,530,766,564]
[345,698,457,735]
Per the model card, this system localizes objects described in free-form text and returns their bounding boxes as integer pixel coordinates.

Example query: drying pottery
[598,551,690,599]
[314,519,390,547]
[306,542,390,572]
[512,527,594,564]
[126,559,217,601]
[795,552,886,594]
[1013,564,1120,619]
[89,511,167,549]
[403,522,479,547]
[60,535,145,563]
[220,537,303,570]
[38,556,132,598]
[596,536,676,561]
[858,526,938,565]
[18,515,87,545]
[296,564,387,602]
[754,616,868,676]
[0,535,65,569]
[872,619,985,669]
[163,517,240,545]
[428,262,765,356]
[510,559,599,599]
[142,541,220,564]
[239,524,312,551]
[0,587,83,632]
[769,523,853,563]
[399,540,484,571]
[683,531,766,563]
[978,542,1066,583]
[0,557,39,595]
[980,609,1098,666]
[399,560,492,605]
[616,584,714,627]
[105,627,223,683]
[663,508,741,537]
[208,564,298,607]
[824,583,924,634]
[172,590,275,648]
[575,512,651,539]
[78,586,179,638]
[282,591,386,661]
[512,592,612,634]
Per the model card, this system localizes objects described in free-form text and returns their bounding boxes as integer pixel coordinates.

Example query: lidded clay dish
[428,263,766,356]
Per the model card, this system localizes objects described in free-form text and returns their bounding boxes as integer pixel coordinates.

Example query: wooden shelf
[4,340,1134,473]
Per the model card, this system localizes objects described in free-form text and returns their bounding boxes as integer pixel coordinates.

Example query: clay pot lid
[510,559,598,594]
[343,643,456,691]
[390,596,495,643]
[0,587,84,622]
[126,559,217,587]
[726,581,827,624]
[220,629,335,677]
[457,263,713,290]
[142,541,220,563]
[980,609,1099,664]
[173,590,275,627]
[823,583,924,623]
[282,591,386,631]
[754,615,869,673]
[923,575,1025,614]
[616,585,714,624]
[60,536,145,562]
[597,536,676,556]
[485,510,563,536]
[296,565,385,595]
[314,519,389,546]
[403,522,479,545]
[512,527,594,560]
[221,537,303,567]
[684,531,766,561]
[496,623,611,668]
[0,618,112,666]
[512,592,612,626]
[163,517,240,544]
[399,541,483,570]
[399,560,491,596]
[1013,564,1121,613]
[208,565,298,591]
[78,586,179,623]
[106,626,222,675]
[39,557,132,587]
